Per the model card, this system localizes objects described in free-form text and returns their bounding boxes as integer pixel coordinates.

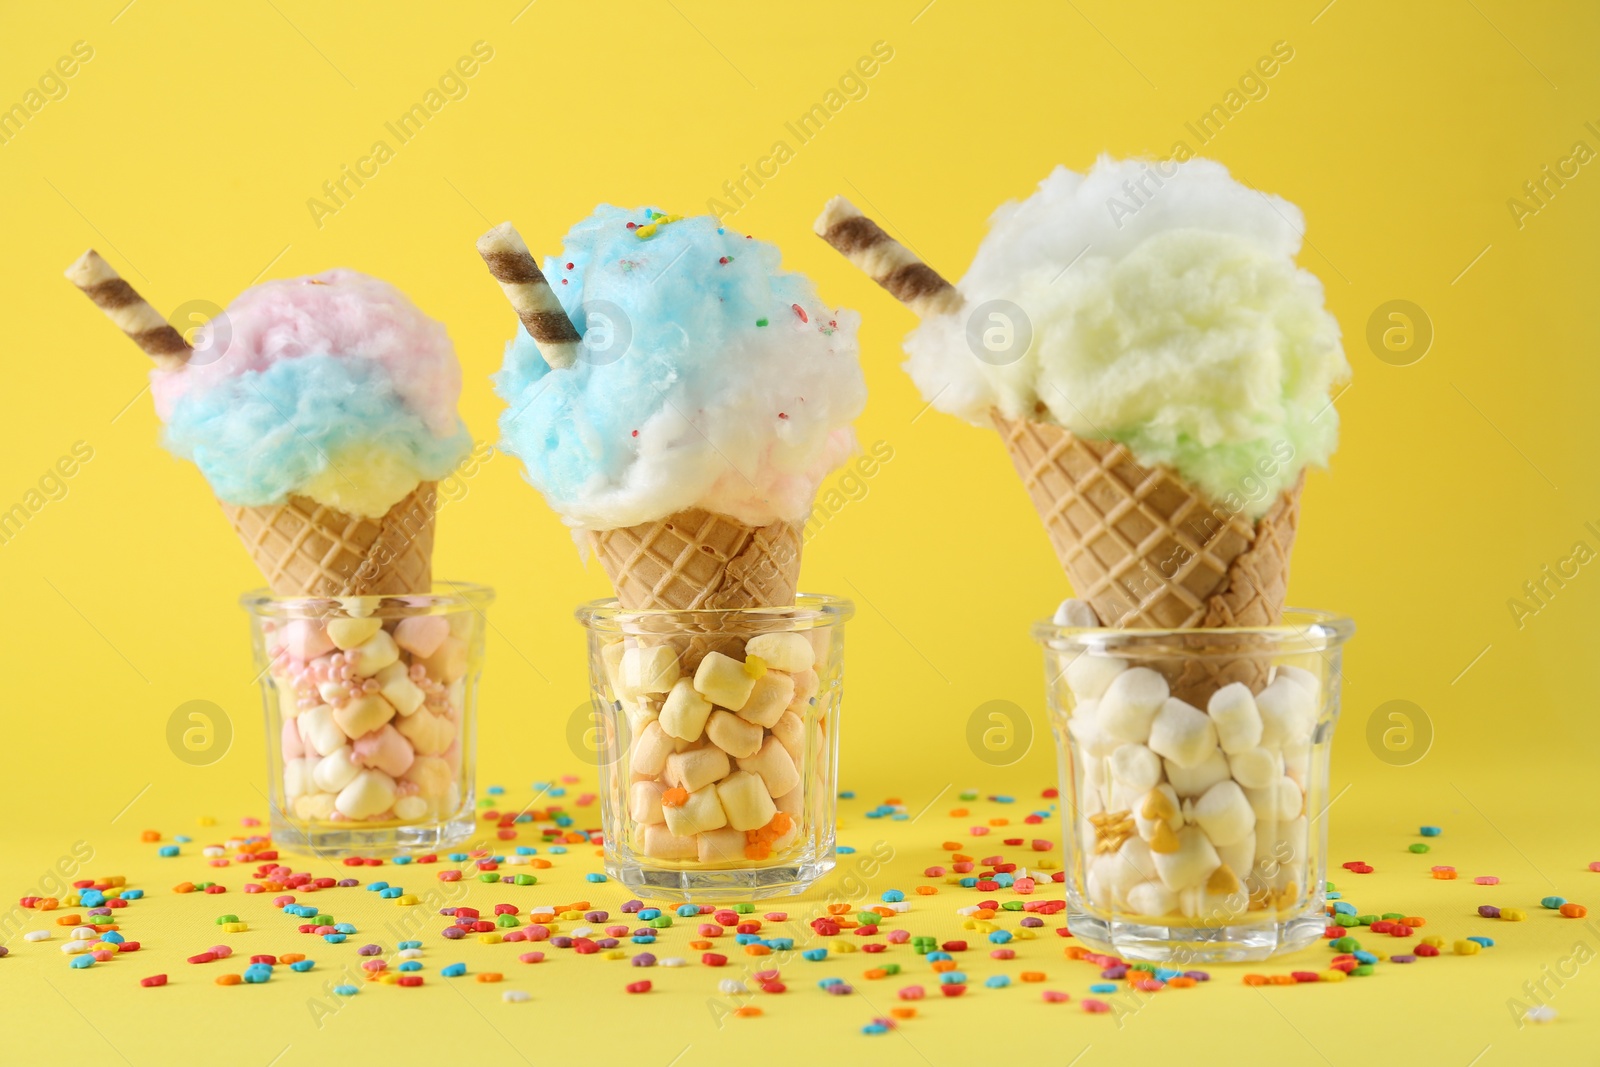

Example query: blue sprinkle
[79,891,105,908]
[587,873,608,884]
[121,890,143,900]
[550,846,568,855]
[891,813,908,821]
[158,846,179,858]
[1353,951,1377,964]
[993,873,1015,888]
[838,846,856,855]
[1420,826,1441,837]
[1333,902,1357,916]
[333,984,360,996]
[862,1023,888,1035]
[69,956,94,969]
[1154,968,1181,982]
[1090,982,1118,994]
[1468,936,1494,948]
[985,975,1010,988]
[959,878,978,888]
[290,959,315,972]
[803,948,828,961]
[516,847,537,855]
[675,904,699,917]
[398,941,422,950]
[398,960,423,972]
[838,790,855,799]
[448,853,470,862]
[100,931,125,944]
[174,835,192,844]
[441,963,467,977]
[939,972,967,984]
[764,938,793,951]
[379,887,403,899]
[988,931,1012,944]
[531,781,550,791]
[487,785,505,795]
[323,934,347,944]
[735,934,760,946]
[334,923,357,934]
[639,909,661,921]
[549,787,566,798]
[514,813,533,823]
[818,977,843,988]
[926,951,953,963]
[881,890,904,903]
[368,882,390,892]
[992,795,1015,804]
[392,856,412,865]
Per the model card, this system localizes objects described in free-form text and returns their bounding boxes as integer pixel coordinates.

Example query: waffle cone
[223,482,437,597]
[588,508,802,611]
[993,412,1302,702]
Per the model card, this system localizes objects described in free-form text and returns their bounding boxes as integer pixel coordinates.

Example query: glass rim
[575,592,854,632]
[240,580,494,618]
[1032,607,1354,653]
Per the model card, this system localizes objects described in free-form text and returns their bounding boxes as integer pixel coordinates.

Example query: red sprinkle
[140,974,167,987]
[398,975,423,987]
[792,304,808,323]
[627,980,652,993]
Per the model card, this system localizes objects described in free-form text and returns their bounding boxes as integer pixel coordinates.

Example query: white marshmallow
[297,705,346,757]
[1147,698,1217,769]
[1192,780,1256,847]
[1134,784,1183,843]
[1104,837,1161,907]
[1216,834,1256,882]
[326,617,382,650]
[394,795,429,821]
[693,652,758,710]
[663,746,731,793]
[1053,597,1102,628]
[1254,816,1310,891]
[347,630,400,676]
[394,615,449,659]
[335,769,396,819]
[1067,711,1117,759]
[622,645,681,694]
[770,712,806,762]
[744,632,815,672]
[312,746,361,793]
[1245,777,1304,822]
[1065,653,1125,702]
[1097,667,1168,743]
[662,785,727,837]
[1126,880,1178,917]
[375,662,425,717]
[738,736,800,797]
[697,827,749,864]
[1275,664,1321,703]
[706,709,764,759]
[786,669,820,715]
[1257,676,1316,748]
[1228,747,1284,790]
[716,770,778,831]
[1207,682,1263,754]
[334,693,396,738]
[393,708,452,756]
[736,671,794,728]
[294,792,337,820]
[659,678,713,742]
[629,721,674,777]
[1180,864,1249,920]
[1282,736,1311,788]
[1153,826,1221,892]
[1109,744,1162,793]
[602,640,633,699]
[774,786,803,815]
[283,756,318,799]
[640,823,698,861]
[629,780,666,824]
[1164,747,1230,798]
[623,696,661,735]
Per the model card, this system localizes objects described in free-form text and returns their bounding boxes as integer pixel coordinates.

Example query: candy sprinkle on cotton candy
[492,207,865,531]
[897,157,1349,517]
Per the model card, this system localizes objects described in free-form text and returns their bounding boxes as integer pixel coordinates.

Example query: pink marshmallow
[281,717,305,760]
[351,724,415,778]
[280,619,335,661]
[394,616,450,658]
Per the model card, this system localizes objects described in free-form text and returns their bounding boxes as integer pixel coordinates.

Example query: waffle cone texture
[588,508,802,611]
[224,482,437,597]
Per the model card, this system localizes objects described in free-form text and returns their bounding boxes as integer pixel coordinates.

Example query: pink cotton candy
[151,269,460,436]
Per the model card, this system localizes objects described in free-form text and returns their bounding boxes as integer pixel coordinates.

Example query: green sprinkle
[1331,937,1359,952]
[1353,964,1375,976]
[215,914,239,925]
[755,317,768,327]
[496,914,520,928]
[734,904,755,914]
[513,874,536,886]
[959,791,979,801]
[1381,913,1407,921]
[1001,901,1025,912]
[1356,914,1378,926]
[649,917,673,928]
[1409,843,1430,853]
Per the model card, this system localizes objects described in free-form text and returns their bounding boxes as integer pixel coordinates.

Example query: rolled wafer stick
[813,196,963,318]
[64,249,192,370]
[476,221,581,370]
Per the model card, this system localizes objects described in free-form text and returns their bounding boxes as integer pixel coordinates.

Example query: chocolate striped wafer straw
[476,221,581,370]
[64,249,192,370]
[814,197,963,319]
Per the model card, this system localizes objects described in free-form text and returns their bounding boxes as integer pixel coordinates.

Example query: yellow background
[3,0,1599,1062]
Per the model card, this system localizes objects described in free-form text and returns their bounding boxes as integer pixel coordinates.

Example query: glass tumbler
[1035,610,1354,962]
[576,594,853,901]
[244,583,493,855]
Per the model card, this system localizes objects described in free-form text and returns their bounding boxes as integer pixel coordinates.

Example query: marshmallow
[1067,711,1117,759]
[1097,667,1168,743]
[737,671,795,728]
[335,769,396,819]
[1257,676,1316,748]
[375,662,425,716]
[283,756,318,799]
[281,717,306,760]
[629,780,666,824]
[394,795,429,821]
[402,755,454,798]
[1109,744,1162,793]
[745,632,815,672]
[1180,864,1248,920]
[1153,826,1222,892]
[352,723,415,778]
[623,696,661,735]
[1147,698,1218,769]
[787,669,820,714]
[1065,653,1126,702]
[630,721,674,776]
[277,685,301,721]
[1105,837,1161,905]
[1127,880,1178,917]
[1193,780,1256,846]
[693,651,759,710]
[1207,683,1263,754]
[1246,777,1304,821]
[739,737,801,797]
[1283,736,1311,787]
[417,636,469,684]
[640,823,699,861]
[1228,746,1284,790]
[602,640,632,698]
[706,709,764,759]
[1135,784,1183,843]
[335,693,396,739]
[281,619,335,660]
[297,705,346,757]
[622,645,682,694]
[326,617,382,650]
[347,630,400,676]
[1216,834,1256,882]
[394,708,453,756]
[770,712,806,762]
[663,746,731,793]
[1254,816,1309,891]
[659,678,713,742]
[313,746,361,793]
[1164,747,1230,798]
[662,785,728,837]
[394,615,450,658]
[294,792,337,821]
[1053,597,1102,629]
[1275,664,1321,704]
[697,827,748,864]
[774,786,803,815]
[717,770,779,831]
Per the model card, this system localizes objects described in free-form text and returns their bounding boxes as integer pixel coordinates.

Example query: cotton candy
[152,270,471,518]
[903,157,1349,516]
[492,206,866,531]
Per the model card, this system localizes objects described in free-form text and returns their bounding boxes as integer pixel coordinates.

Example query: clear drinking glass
[576,594,853,901]
[243,583,493,855]
[1034,609,1354,962]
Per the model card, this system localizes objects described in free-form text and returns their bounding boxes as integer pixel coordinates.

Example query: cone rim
[239,580,494,618]
[575,592,854,632]
[1031,606,1353,651]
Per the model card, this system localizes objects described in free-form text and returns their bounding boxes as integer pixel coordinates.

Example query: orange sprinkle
[173,883,196,893]
[890,1007,917,1019]
[988,818,1009,827]
[949,809,969,818]
[915,886,938,896]
[1403,916,1426,927]
[54,915,83,927]
[870,906,895,918]
[951,854,973,863]
[141,831,161,842]
[743,842,772,861]
[1561,903,1588,918]
[92,924,118,933]
[931,960,957,973]
[477,972,503,983]
[1167,976,1197,988]
[280,953,305,964]
[1020,971,1046,982]
[864,968,888,979]
[689,940,712,950]
[661,787,690,809]
[1064,947,1090,960]
[836,918,859,929]
[1270,975,1296,985]
[941,841,963,851]
[744,945,771,956]
[37,899,58,911]
[826,904,852,915]
[562,832,585,844]
[734,1006,763,1018]
[973,909,996,920]
[884,797,902,805]
[1243,974,1269,986]
[216,974,242,986]
[530,859,552,869]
